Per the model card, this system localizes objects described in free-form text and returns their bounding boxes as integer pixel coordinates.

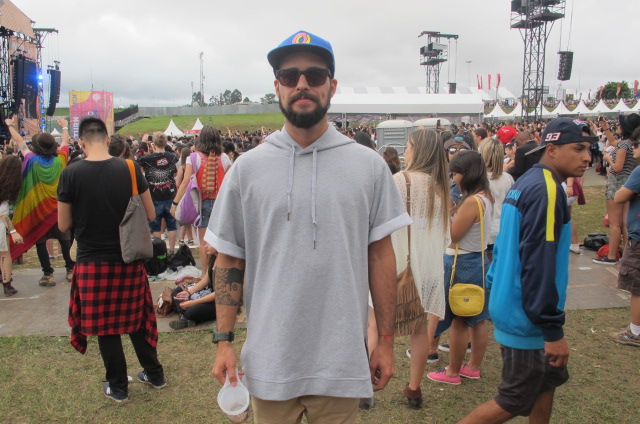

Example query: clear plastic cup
[217,370,250,423]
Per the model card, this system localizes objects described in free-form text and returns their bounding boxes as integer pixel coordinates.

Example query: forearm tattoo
[214,267,244,307]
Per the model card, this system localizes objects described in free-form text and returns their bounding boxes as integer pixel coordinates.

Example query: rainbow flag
[10,147,69,260]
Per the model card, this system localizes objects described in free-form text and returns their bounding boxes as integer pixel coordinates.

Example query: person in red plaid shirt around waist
[58,117,166,403]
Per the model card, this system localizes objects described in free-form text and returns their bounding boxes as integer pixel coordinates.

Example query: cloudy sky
[16,0,640,107]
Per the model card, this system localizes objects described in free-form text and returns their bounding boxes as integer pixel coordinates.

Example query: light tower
[418,31,458,94]
[199,52,204,106]
[511,0,565,120]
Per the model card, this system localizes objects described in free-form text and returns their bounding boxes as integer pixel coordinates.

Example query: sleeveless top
[454,193,493,253]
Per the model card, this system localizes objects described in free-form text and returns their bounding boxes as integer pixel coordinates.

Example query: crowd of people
[0,29,639,424]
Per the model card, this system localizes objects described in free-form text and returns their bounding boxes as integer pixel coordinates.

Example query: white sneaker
[570,244,580,254]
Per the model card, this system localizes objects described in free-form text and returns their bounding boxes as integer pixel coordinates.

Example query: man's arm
[58,201,73,233]
[368,235,396,391]
[58,117,70,147]
[5,116,28,156]
[614,186,636,204]
[211,252,245,386]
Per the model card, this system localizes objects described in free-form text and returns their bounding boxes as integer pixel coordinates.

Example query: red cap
[496,126,517,145]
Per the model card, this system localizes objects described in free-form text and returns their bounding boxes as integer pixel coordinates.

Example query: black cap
[526,118,598,155]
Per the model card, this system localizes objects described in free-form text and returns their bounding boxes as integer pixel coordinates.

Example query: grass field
[0,307,637,423]
[117,113,285,137]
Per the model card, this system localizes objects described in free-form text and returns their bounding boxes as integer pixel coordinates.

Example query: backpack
[145,237,168,276]
[166,243,196,272]
[583,233,609,251]
[175,152,202,227]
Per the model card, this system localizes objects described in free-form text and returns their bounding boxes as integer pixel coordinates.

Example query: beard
[279,91,330,129]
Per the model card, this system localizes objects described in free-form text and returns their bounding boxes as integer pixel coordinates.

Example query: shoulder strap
[402,172,411,263]
[190,152,200,175]
[126,159,138,197]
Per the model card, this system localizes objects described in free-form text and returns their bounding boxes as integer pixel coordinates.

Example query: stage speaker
[449,82,457,94]
[511,0,522,13]
[557,51,573,81]
[11,57,38,115]
[46,69,61,116]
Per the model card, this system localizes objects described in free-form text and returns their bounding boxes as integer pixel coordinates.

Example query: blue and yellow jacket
[487,164,571,350]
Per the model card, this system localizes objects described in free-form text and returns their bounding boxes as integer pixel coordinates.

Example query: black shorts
[494,346,569,417]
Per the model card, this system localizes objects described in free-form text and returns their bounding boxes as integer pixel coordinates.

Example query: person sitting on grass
[170,244,217,330]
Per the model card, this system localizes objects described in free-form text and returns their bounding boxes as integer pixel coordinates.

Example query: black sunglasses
[275,67,331,88]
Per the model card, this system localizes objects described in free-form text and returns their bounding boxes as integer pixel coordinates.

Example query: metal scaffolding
[511,0,565,120]
[418,31,458,94]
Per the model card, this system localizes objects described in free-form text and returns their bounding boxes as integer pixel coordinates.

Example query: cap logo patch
[545,132,561,142]
[292,32,312,44]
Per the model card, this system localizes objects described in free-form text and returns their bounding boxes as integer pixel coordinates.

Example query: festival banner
[477,75,482,90]
[496,74,501,90]
[488,74,492,91]
[616,83,621,97]
[69,91,115,138]
[634,80,638,96]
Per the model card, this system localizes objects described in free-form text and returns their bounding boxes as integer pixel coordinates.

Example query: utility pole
[466,60,472,89]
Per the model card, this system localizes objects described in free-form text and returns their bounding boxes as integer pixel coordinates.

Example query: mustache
[289,92,320,103]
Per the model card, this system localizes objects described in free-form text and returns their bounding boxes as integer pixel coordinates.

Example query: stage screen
[69,91,115,138]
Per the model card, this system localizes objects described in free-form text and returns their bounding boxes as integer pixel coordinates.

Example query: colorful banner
[634,80,638,96]
[488,74,492,91]
[616,83,621,97]
[477,75,482,90]
[69,91,114,138]
[496,74,501,90]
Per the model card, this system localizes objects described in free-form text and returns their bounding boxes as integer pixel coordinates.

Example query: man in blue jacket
[459,118,597,424]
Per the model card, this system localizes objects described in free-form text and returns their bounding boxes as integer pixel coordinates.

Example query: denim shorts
[150,199,177,232]
[435,252,490,337]
[199,199,215,229]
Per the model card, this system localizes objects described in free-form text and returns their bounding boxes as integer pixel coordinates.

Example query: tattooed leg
[0,251,11,283]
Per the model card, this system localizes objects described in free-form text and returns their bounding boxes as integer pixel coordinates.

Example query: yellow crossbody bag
[448,195,485,317]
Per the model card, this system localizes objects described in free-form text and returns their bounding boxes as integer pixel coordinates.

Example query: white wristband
[10,230,17,234]
[62,127,68,130]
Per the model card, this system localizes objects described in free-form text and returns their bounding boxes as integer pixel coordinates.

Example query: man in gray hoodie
[206,30,411,423]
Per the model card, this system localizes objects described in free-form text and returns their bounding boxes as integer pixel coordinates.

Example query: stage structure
[0,1,60,138]
[511,0,565,120]
[418,31,458,94]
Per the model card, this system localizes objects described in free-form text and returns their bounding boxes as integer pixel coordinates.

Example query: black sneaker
[137,371,167,389]
[592,257,617,265]
[103,383,128,403]
[439,343,471,353]
[169,317,195,330]
[427,353,439,364]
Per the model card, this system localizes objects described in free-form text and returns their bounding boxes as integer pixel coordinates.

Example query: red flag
[634,80,639,95]
[496,74,501,90]
[488,74,492,91]
[616,83,621,96]
[477,75,481,90]
[599,86,605,98]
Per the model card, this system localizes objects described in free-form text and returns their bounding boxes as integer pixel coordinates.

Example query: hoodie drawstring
[286,145,295,220]
[311,148,318,249]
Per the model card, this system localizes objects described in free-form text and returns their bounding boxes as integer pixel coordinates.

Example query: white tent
[572,101,597,116]
[485,105,508,119]
[164,119,184,137]
[329,87,484,115]
[506,103,523,118]
[192,118,204,131]
[541,104,558,118]
[591,100,613,115]
[609,100,631,114]
[50,128,61,136]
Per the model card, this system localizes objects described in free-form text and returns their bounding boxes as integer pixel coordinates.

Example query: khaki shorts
[618,239,640,296]
[251,395,359,424]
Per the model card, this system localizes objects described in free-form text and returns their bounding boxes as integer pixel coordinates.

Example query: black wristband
[172,201,178,206]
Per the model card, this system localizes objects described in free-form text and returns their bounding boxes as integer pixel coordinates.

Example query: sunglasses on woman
[448,147,468,154]
[275,67,331,87]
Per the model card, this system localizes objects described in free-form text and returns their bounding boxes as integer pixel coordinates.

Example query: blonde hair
[152,131,168,148]
[405,129,450,230]
[479,137,505,180]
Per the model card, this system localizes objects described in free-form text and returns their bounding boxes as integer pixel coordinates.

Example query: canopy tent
[164,120,184,137]
[572,101,597,116]
[591,100,613,115]
[50,128,61,136]
[609,100,631,114]
[192,118,204,131]
[506,102,523,118]
[329,87,484,115]
[485,105,508,119]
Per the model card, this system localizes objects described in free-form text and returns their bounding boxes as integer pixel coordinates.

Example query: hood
[265,124,355,249]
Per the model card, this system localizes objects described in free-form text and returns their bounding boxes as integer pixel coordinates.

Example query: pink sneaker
[427,369,461,385]
[460,364,481,379]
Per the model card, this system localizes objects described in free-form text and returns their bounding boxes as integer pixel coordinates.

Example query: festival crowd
[1,30,639,424]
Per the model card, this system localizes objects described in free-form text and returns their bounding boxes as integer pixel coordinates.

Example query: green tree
[601,81,631,99]
[243,97,251,103]
[192,91,204,106]
[260,93,277,104]
[230,89,243,104]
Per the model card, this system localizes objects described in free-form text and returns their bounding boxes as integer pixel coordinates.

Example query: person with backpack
[171,125,231,270]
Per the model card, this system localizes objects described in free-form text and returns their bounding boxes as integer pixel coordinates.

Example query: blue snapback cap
[526,118,599,155]
[267,30,335,77]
